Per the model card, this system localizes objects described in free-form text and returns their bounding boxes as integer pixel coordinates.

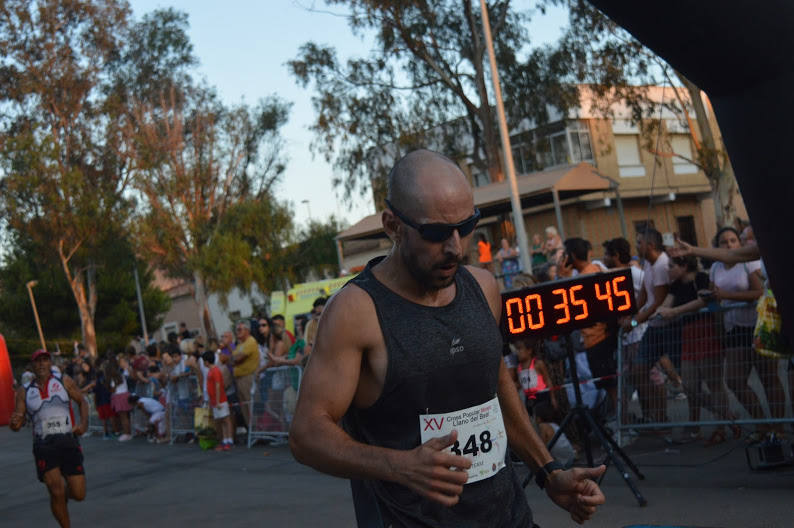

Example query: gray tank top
[343,257,533,528]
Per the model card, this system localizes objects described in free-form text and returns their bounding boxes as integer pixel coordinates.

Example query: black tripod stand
[529,334,647,506]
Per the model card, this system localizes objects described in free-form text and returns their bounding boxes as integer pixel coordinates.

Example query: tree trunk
[481,107,504,183]
[60,259,98,358]
[679,73,739,228]
[193,271,216,339]
[465,0,503,183]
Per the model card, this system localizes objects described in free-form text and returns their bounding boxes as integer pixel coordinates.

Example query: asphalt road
[1,427,792,527]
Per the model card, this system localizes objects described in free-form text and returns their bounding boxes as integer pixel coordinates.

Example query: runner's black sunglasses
[385,199,481,242]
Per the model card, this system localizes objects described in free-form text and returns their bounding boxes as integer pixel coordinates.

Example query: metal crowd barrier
[84,393,104,434]
[80,368,304,448]
[247,365,302,448]
[131,381,157,437]
[616,302,794,444]
[168,375,201,444]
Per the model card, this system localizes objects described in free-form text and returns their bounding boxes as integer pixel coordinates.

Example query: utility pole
[479,0,532,276]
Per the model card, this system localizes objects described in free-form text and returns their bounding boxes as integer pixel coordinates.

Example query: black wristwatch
[535,460,565,490]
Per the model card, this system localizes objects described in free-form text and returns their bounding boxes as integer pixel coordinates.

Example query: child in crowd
[94,356,117,439]
[515,338,557,415]
[128,393,168,443]
[106,352,133,442]
[203,350,234,451]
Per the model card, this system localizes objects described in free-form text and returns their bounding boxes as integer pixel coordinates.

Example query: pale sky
[127,0,567,229]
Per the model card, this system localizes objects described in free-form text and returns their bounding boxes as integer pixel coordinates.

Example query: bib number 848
[450,430,492,457]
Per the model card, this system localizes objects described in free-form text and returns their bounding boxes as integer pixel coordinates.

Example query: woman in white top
[707,227,764,422]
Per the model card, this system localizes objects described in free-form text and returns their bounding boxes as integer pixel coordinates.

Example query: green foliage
[0,232,170,358]
[289,1,588,201]
[290,216,347,282]
[129,85,294,278]
[0,0,137,355]
[197,197,294,301]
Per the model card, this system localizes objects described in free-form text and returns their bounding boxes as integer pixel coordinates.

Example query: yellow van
[270,275,357,335]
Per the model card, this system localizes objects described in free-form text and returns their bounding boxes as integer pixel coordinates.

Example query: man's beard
[403,250,461,291]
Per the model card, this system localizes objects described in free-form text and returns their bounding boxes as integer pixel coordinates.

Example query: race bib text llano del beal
[419,396,507,484]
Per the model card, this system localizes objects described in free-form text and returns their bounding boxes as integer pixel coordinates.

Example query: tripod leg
[592,416,645,480]
[583,410,647,507]
[577,408,594,467]
[547,407,576,452]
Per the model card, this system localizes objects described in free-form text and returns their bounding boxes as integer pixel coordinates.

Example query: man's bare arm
[470,265,607,524]
[289,285,471,507]
[635,285,669,324]
[670,239,761,264]
[468,266,554,472]
[63,375,88,436]
[9,387,26,431]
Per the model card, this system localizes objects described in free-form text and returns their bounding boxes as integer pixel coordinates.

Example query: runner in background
[10,349,89,528]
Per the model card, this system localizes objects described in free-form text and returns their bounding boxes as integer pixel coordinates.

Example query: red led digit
[612,276,632,311]
[552,288,571,324]
[506,297,526,333]
[569,285,589,320]
[595,281,613,311]
[525,293,545,330]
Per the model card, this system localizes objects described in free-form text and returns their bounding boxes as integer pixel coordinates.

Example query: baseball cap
[31,349,51,361]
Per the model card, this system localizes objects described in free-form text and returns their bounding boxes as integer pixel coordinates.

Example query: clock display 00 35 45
[500,268,638,340]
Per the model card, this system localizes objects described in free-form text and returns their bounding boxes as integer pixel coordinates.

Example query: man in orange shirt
[203,350,234,451]
[562,238,618,408]
[476,233,493,272]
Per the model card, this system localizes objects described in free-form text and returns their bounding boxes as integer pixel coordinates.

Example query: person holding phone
[706,227,765,430]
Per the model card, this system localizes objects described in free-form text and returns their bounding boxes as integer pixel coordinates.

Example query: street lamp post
[479,0,532,275]
[301,199,312,222]
[26,280,46,351]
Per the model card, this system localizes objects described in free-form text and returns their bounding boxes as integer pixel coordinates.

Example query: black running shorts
[33,434,85,482]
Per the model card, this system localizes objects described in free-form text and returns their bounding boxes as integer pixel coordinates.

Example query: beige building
[336,86,747,273]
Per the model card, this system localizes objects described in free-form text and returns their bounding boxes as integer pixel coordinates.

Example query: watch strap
[535,460,565,489]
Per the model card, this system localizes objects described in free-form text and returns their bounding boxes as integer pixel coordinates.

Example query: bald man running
[290,150,606,527]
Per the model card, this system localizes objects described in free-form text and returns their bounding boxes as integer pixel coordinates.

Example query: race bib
[43,415,71,437]
[419,396,507,484]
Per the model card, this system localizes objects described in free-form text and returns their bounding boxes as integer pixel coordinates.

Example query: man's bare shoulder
[323,283,377,326]
[318,283,381,344]
[464,265,501,318]
[465,265,499,295]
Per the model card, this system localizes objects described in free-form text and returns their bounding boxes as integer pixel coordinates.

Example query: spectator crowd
[489,221,790,456]
[15,298,328,451]
[15,219,790,457]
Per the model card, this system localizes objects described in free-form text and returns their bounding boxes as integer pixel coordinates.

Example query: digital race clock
[500,268,638,340]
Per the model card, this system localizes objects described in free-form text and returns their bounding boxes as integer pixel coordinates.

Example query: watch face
[501,268,638,340]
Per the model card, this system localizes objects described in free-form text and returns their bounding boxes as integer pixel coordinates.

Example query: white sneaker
[118,434,132,442]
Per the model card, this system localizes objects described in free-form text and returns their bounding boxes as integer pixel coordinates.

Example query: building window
[615,135,645,177]
[633,219,655,237]
[473,170,491,188]
[670,135,698,174]
[568,123,594,163]
[510,131,535,175]
[535,134,553,169]
[550,132,569,166]
[676,215,697,246]
[161,322,178,341]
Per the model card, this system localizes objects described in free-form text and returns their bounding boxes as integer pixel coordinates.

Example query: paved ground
[1,427,792,527]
